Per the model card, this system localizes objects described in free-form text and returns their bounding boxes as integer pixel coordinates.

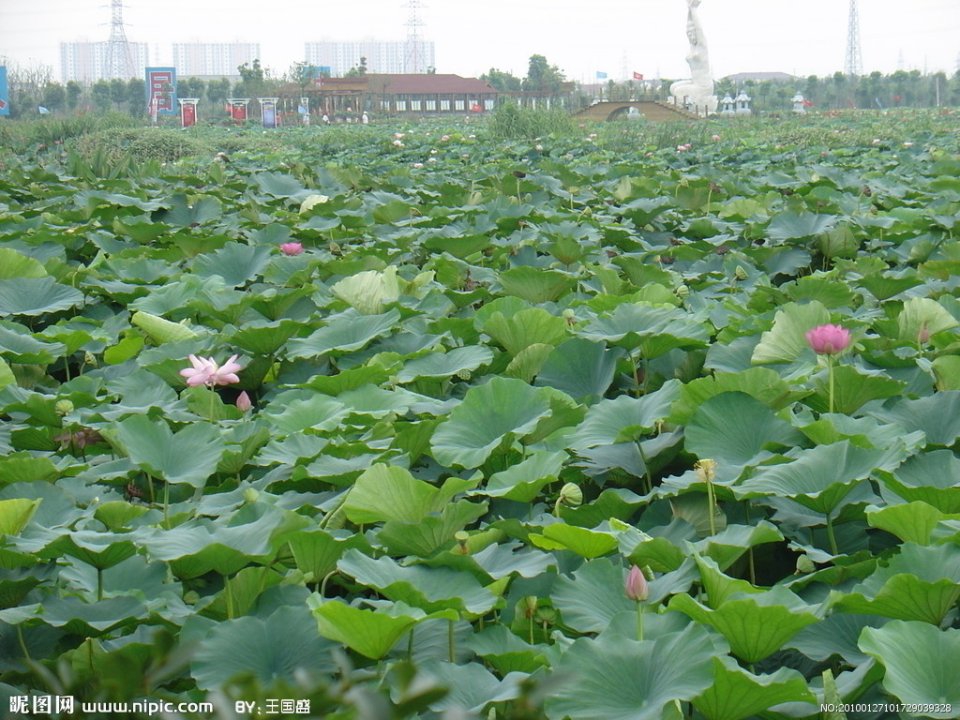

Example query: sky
[1,0,958,84]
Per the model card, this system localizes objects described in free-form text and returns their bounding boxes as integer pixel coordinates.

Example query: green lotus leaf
[331,267,401,314]
[498,266,576,303]
[0,324,66,363]
[570,379,681,452]
[670,367,805,424]
[504,342,554,382]
[426,540,555,583]
[551,559,635,634]
[693,656,816,720]
[397,345,493,382]
[285,309,400,358]
[466,625,549,674]
[260,393,346,433]
[191,605,335,690]
[478,450,566,502]
[931,355,960,391]
[287,530,366,580]
[751,301,830,366]
[860,621,960,716]
[483,307,567,357]
[898,296,959,342]
[0,454,58,485]
[0,249,47,279]
[130,311,200,344]
[377,500,488,557]
[0,357,13,390]
[869,392,960,446]
[192,242,272,288]
[767,211,838,242]
[695,521,784,572]
[420,660,524,713]
[579,303,709,357]
[734,440,903,515]
[535,338,622,404]
[544,624,717,720]
[156,194,222,226]
[529,524,619,559]
[877,449,960,513]
[0,499,40,536]
[808,365,906,414]
[337,549,496,614]
[113,415,224,488]
[0,596,147,635]
[866,501,956,545]
[830,542,960,624]
[0,278,84,318]
[254,172,306,198]
[430,377,554,468]
[685,392,798,468]
[669,587,819,663]
[786,613,888,666]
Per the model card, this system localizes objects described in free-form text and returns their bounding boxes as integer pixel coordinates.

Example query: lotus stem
[224,574,234,620]
[97,568,104,602]
[407,625,415,660]
[16,624,32,663]
[448,619,456,663]
[163,480,170,530]
[828,356,835,414]
[705,477,717,537]
[825,512,839,556]
[636,603,645,642]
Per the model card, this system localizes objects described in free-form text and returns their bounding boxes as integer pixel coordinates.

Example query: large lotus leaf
[483,307,567,357]
[695,522,784,572]
[331,267,400,314]
[191,605,335,690]
[397,345,494,382]
[430,377,554,469]
[931,355,960,391]
[669,587,819,663]
[877,449,960,513]
[750,301,830,366]
[579,303,709,356]
[865,501,955,545]
[156,194,222,226]
[529,524,619,559]
[535,338,622,404]
[261,393,346,433]
[898,297,959,342]
[808,365,906,414]
[498,266,576,303]
[670,367,805,424]
[830,542,960,624]
[859,621,960,716]
[419,660,524,713]
[312,600,438,660]
[16,528,138,570]
[735,441,903,515]
[427,540,555,583]
[287,530,366,580]
[0,249,46,279]
[0,278,84,317]
[544,624,717,720]
[0,499,40,536]
[192,242,272,287]
[112,415,224,488]
[685,392,797,467]
[786,613,888,666]
[693,656,816,720]
[569,379,681,452]
[130,311,200,344]
[0,357,14,391]
[478,450,566,502]
[0,324,66,363]
[504,342,554,382]
[254,172,306,198]
[870,392,960,447]
[0,454,58,484]
[767,211,838,242]
[337,549,496,614]
[551,559,635,634]
[378,500,488,557]
[343,464,476,525]
[285,309,400,358]
[0,596,147,635]
[466,626,550,673]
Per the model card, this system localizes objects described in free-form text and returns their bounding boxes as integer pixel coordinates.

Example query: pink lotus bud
[805,324,851,356]
[235,391,252,412]
[280,242,303,256]
[625,565,648,602]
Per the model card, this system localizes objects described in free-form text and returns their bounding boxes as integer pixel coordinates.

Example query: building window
[411,100,421,111]
[484,99,494,111]
[440,100,450,111]
[381,100,391,112]
[454,99,465,111]
[426,100,436,111]
[396,100,407,111]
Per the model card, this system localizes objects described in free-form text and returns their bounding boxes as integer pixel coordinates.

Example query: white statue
[670,0,718,115]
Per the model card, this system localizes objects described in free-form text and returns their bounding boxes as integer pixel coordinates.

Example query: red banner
[181,102,196,127]
[633,72,644,81]
[231,103,247,122]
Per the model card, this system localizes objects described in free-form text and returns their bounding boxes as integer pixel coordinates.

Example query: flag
[633,72,644,81]
[38,106,50,114]
[803,99,814,107]
[298,105,308,115]
[596,71,608,80]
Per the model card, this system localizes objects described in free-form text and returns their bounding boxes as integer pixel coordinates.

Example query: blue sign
[145,67,177,116]
[0,67,9,117]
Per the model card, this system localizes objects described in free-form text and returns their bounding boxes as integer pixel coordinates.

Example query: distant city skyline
[1,0,958,84]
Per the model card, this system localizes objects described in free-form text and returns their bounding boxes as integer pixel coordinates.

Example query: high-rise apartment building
[60,40,149,83]
[171,43,260,78]
[304,40,435,76]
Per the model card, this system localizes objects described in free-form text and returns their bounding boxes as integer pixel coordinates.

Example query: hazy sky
[1,0,958,83]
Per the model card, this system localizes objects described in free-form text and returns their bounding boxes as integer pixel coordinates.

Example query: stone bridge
[574,100,701,122]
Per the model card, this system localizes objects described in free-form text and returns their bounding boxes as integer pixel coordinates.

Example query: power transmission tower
[844,0,863,76]
[404,0,426,74]
[106,0,136,79]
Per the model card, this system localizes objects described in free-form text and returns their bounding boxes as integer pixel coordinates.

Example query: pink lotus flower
[625,565,648,602]
[235,391,252,412]
[805,324,851,356]
[180,354,243,387]
[279,242,303,256]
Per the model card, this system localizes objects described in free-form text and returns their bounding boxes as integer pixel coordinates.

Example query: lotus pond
[1,111,960,719]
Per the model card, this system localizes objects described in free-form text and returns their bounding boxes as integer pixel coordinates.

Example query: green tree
[344,56,368,79]
[207,77,231,106]
[481,68,522,92]
[109,78,127,110]
[91,80,112,113]
[288,61,313,97]
[66,81,83,111]
[523,54,565,94]
[41,82,66,112]
[126,78,145,116]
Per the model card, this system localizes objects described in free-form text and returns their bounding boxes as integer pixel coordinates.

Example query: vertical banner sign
[260,98,278,128]
[145,67,177,116]
[179,98,198,127]
[0,66,9,116]
[228,99,248,123]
